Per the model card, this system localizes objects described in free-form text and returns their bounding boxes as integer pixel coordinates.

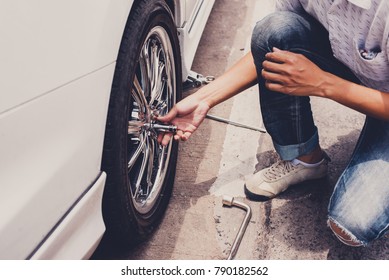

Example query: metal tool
[183,70,215,91]
[222,196,252,260]
[143,123,177,133]
[149,117,265,134]
[128,121,177,134]
[206,114,266,133]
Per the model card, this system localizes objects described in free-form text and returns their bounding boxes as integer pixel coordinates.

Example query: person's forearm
[320,72,389,121]
[192,52,258,108]
[262,49,389,121]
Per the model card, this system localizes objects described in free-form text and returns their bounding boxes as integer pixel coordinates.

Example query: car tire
[101,0,182,247]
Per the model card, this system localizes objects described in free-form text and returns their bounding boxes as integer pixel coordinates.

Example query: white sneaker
[244,154,330,201]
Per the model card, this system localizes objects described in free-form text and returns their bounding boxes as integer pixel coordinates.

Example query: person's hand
[262,47,328,96]
[157,95,210,146]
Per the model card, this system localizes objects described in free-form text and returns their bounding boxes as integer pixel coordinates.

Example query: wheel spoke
[150,43,158,85]
[152,67,166,105]
[132,75,148,119]
[140,42,151,99]
[132,135,150,199]
[145,136,156,195]
[150,50,166,106]
[128,133,146,170]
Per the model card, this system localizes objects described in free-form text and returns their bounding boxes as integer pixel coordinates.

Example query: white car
[0,0,214,259]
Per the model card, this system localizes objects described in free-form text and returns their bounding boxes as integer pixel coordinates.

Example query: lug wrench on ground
[222,196,252,260]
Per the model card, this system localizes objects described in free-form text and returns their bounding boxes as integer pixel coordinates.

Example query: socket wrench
[143,123,177,133]
[128,121,177,134]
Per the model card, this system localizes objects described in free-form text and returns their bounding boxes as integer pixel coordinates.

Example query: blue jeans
[251,11,389,246]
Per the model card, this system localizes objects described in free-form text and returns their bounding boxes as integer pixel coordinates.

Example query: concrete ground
[97,0,389,260]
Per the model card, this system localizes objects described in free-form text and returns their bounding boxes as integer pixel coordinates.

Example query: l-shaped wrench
[222,196,252,260]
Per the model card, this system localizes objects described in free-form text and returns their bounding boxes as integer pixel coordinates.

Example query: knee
[328,219,364,247]
[327,177,389,247]
[251,11,310,57]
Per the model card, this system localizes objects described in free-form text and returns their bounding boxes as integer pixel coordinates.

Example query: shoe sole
[244,184,274,201]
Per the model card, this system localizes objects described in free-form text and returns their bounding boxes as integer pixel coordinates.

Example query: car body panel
[0,0,133,115]
[0,64,115,259]
[30,172,106,260]
[0,0,214,259]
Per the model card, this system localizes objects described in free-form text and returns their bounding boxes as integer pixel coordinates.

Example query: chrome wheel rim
[127,26,176,214]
